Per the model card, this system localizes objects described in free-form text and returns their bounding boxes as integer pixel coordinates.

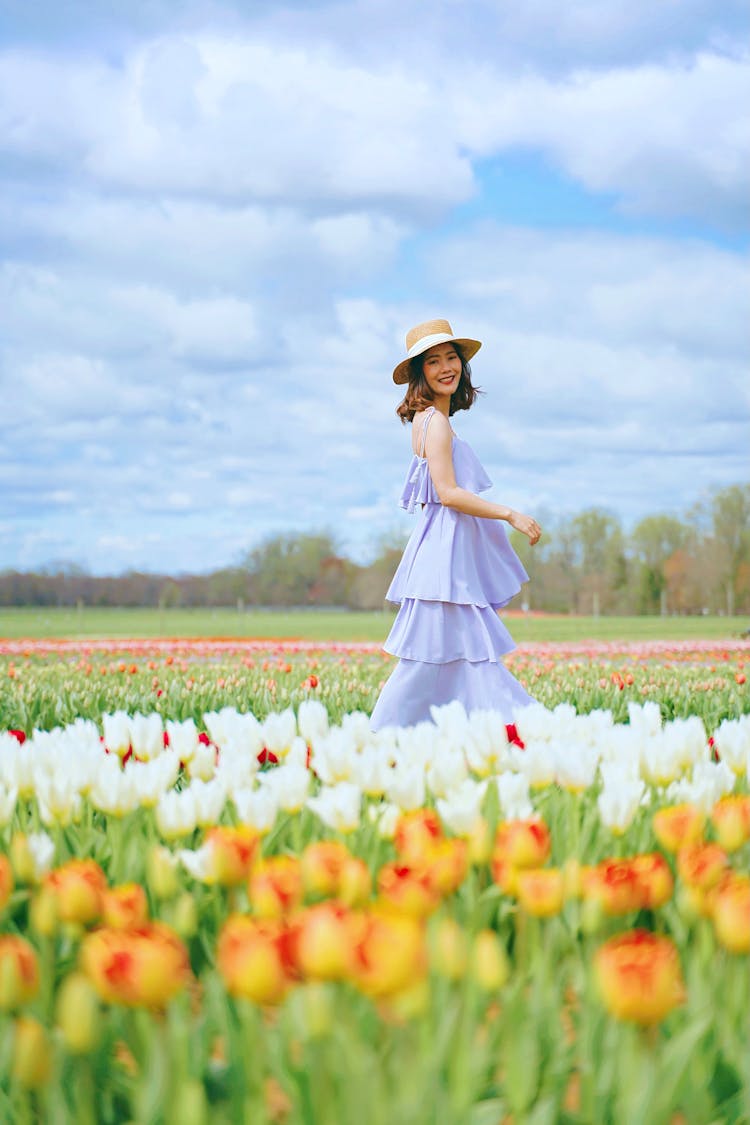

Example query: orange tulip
[629,853,674,910]
[377,862,442,918]
[0,936,40,1011]
[711,796,750,853]
[422,838,469,896]
[711,875,750,954]
[517,867,565,917]
[490,856,520,896]
[584,859,644,916]
[217,915,292,1005]
[394,809,443,862]
[351,909,427,998]
[45,859,107,926]
[206,826,260,886]
[337,855,372,907]
[249,856,304,918]
[295,902,359,981]
[594,930,685,1025]
[677,843,730,891]
[0,855,13,911]
[102,883,149,930]
[652,804,704,852]
[494,818,551,869]
[81,922,190,1008]
[300,841,350,898]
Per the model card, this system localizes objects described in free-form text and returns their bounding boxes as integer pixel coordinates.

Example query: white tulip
[166,719,199,763]
[554,741,600,792]
[666,760,735,814]
[128,754,181,807]
[35,775,82,827]
[177,843,214,883]
[90,759,141,817]
[262,708,297,760]
[232,786,278,833]
[286,736,310,769]
[430,699,470,742]
[203,707,264,755]
[436,778,486,836]
[310,729,356,785]
[102,710,131,756]
[259,764,310,812]
[496,772,534,820]
[385,763,425,811]
[297,699,330,744]
[129,712,164,761]
[597,774,646,834]
[367,801,400,839]
[187,741,216,782]
[711,716,750,776]
[426,745,468,799]
[351,748,392,796]
[307,782,361,833]
[156,789,198,838]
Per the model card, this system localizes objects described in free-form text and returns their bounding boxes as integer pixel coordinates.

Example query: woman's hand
[507,510,542,545]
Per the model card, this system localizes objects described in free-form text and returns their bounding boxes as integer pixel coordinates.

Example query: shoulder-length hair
[396,345,485,424]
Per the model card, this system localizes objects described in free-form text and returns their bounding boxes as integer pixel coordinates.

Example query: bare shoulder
[423,411,453,456]
[411,408,451,456]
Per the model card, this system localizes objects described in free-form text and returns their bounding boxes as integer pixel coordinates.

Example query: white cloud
[2,34,747,223]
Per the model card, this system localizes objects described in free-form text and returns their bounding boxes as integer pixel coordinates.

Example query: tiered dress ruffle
[369,416,534,731]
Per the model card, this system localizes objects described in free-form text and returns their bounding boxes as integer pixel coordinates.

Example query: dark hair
[396,344,485,425]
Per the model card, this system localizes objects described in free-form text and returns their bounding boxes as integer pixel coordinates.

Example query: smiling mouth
[439,376,455,384]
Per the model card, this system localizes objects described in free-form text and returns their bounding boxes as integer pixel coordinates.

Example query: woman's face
[420,342,462,399]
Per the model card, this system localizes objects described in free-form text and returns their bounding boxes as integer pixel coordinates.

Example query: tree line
[2,484,748,616]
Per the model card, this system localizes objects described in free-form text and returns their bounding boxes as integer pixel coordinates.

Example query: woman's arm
[425,413,541,543]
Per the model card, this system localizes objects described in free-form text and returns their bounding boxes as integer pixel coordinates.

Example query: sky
[1,0,749,575]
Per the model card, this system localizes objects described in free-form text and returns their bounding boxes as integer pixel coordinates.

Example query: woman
[369,319,542,738]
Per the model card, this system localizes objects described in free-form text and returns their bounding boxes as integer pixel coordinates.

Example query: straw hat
[392,318,482,385]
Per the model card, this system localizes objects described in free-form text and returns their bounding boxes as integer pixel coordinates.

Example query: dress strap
[419,407,436,458]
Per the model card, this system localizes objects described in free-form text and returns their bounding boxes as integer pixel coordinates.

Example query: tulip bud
[467,817,492,865]
[12,1017,52,1088]
[429,918,467,980]
[580,896,605,935]
[10,834,36,884]
[147,845,180,900]
[470,930,509,991]
[172,893,198,939]
[29,886,59,938]
[56,973,100,1054]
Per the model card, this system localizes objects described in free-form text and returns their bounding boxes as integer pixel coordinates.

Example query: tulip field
[0,637,748,1123]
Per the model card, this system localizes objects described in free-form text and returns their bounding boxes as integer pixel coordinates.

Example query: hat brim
[392,337,482,385]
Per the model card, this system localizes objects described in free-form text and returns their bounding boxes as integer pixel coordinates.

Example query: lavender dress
[369,406,534,731]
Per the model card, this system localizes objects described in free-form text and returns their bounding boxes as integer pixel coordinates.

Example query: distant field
[0,606,747,643]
